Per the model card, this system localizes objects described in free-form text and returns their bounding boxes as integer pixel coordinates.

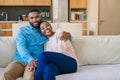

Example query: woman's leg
[34,52,77,80]
[44,64,60,80]
[34,52,60,80]
[43,52,77,73]
[34,52,48,80]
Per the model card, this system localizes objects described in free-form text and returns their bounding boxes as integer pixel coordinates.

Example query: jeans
[34,51,77,80]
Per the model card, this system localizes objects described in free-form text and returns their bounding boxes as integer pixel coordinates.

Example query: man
[2,9,70,80]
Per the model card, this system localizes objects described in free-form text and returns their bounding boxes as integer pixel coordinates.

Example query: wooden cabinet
[81,22,88,36]
[34,0,52,6]
[14,0,34,6]
[15,0,34,6]
[69,0,87,34]
[14,0,24,5]
[0,22,13,36]
[0,0,4,5]
[80,0,87,8]
[24,0,34,6]
[70,0,87,8]
[0,0,52,6]
[0,0,15,5]
[4,0,14,5]
[70,0,78,8]
[77,22,88,36]
[69,0,87,22]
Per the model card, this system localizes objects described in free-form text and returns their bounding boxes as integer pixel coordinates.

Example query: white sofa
[0,36,120,80]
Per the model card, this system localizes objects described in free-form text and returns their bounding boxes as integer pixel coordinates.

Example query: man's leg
[2,61,26,80]
[22,65,34,80]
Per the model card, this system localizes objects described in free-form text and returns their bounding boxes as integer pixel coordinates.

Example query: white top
[44,28,79,68]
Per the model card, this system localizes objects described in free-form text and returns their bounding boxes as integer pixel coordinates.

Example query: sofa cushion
[71,36,120,66]
[0,37,16,67]
[56,64,120,80]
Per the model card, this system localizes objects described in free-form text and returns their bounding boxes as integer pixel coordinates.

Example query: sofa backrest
[71,36,120,66]
[0,36,120,67]
[12,22,83,37]
[12,22,58,37]
[59,22,83,37]
[0,37,16,67]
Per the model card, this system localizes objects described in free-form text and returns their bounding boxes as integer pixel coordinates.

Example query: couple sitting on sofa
[2,9,78,80]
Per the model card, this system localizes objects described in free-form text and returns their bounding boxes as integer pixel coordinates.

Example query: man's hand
[60,31,70,41]
[28,60,38,72]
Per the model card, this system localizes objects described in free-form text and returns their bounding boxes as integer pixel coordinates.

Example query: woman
[34,21,78,80]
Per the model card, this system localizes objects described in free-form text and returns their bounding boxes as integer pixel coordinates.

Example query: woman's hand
[60,31,70,41]
[28,60,38,72]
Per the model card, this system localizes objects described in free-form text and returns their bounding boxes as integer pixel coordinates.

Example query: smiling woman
[34,21,78,80]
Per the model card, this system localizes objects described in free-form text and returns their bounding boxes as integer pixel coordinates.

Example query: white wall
[87,0,99,35]
[52,0,68,23]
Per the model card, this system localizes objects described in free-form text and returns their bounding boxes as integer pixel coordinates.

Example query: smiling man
[2,9,70,80]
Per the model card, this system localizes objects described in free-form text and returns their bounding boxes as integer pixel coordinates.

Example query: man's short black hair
[27,9,41,15]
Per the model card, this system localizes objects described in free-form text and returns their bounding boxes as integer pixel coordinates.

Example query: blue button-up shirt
[13,24,48,64]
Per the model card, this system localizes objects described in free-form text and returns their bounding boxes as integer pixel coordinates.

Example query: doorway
[98,0,120,35]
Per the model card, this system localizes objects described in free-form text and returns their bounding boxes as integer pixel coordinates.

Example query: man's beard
[29,22,40,29]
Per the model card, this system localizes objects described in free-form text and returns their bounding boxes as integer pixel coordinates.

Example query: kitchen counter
[0,21,29,36]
